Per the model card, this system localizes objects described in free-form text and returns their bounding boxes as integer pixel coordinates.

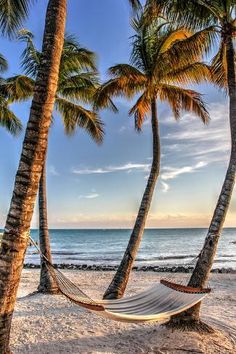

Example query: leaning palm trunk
[168,34,236,328]
[0,1,66,352]
[38,159,59,294]
[104,100,161,299]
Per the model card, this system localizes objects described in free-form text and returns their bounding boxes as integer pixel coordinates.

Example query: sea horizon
[13,228,236,271]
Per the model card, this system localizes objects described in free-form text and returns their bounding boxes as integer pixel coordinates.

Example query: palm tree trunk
[167,34,236,329]
[103,99,161,299]
[38,159,59,294]
[0,1,66,352]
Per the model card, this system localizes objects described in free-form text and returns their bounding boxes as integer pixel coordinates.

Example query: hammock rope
[29,236,211,323]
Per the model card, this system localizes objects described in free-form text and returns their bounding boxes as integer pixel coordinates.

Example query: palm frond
[158,27,192,54]
[0,0,33,36]
[196,0,224,19]
[145,0,218,30]
[58,72,99,103]
[60,34,97,74]
[0,53,8,72]
[1,75,34,101]
[155,26,217,79]
[16,29,104,141]
[109,64,146,81]
[94,74,146,111]
[130,16,158,73]
[163,62,212,86]
[18,29,41,77]
[159,84,209,123]
[0,96,22,135]
[129,92,151,131]
[211,39,228,89]
[55,97,104,144]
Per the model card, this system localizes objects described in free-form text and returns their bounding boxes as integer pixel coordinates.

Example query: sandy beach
[10,269,236,353]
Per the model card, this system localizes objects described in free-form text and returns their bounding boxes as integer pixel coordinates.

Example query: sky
[0,0,235,229]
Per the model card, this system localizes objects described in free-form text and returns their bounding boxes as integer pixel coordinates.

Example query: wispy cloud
[72,162,151,175]
[161,181,170,193]
[78,193,100,199]
[161,102,230,169]
[161,161,207,181]
[158,161,207,193]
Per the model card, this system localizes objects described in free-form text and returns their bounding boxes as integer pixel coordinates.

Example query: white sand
[10,270,236,353]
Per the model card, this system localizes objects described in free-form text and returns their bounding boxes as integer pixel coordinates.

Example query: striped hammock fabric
[47,263,211,323]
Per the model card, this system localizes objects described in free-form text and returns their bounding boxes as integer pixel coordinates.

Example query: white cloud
[161,181,170,193]
[73,168,111,175]
[72,162,151,175]
[161,161,207,181]
[78,193,100,199]
[161,102,230,168]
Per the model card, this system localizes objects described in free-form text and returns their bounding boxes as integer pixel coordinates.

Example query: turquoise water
[22,228,236,269]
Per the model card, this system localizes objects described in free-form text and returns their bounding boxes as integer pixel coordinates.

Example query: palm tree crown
[95,16,211,128]
[146,0,236,89]
[4,30,104,141]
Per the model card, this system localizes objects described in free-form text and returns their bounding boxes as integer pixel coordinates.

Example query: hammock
[46,259,210,323]
[29,237,211,323]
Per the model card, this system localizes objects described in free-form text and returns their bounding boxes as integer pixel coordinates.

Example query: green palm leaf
[58,72,99,103]
[0,95,22,135]
[60,34,97,76]
[55,97,104,143]
[18,29,41,77]
[2,75,34,101]
[0,0,33,36]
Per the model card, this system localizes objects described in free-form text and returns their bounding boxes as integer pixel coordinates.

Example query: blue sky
[0,0,235,229]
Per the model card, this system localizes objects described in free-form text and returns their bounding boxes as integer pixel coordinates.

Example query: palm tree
[146,0,236,329]
[95,14,212,299]
[4,30,104,293]
[0,0,33,36]
[0,0,67,352]
[0,55,22,134]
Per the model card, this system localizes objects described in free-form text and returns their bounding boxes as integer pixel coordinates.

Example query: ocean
[22,228,236,270]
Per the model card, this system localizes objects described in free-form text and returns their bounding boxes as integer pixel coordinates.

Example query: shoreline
[23,263,236,273]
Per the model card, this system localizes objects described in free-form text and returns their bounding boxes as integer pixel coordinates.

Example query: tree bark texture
[38,160,59,293]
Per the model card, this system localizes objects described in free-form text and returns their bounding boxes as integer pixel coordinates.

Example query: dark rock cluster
[23,263,236,273]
